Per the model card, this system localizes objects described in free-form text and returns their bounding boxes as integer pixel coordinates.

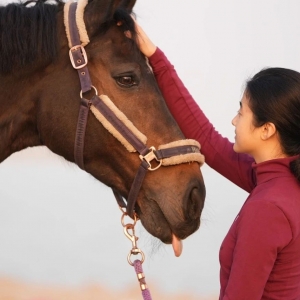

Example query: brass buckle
[69,45,88,69]
[139,146,162,171]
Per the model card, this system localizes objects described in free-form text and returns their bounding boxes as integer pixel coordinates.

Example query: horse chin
[136,197,201,246]
[136,202,173,244]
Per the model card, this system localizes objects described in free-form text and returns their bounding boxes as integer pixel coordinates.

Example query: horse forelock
[113,8,137,39]
[86,8,138,55]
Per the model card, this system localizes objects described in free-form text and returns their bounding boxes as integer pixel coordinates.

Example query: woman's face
[231,94,262,157]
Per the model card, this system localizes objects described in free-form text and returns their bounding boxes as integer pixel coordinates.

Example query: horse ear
[85,0,136,19]
[119,0,136,12]
[84,0,136,37]
[85,0,136,18]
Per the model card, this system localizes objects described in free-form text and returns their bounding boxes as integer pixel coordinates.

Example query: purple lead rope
[120,210,152,299]
[133,260,152,300]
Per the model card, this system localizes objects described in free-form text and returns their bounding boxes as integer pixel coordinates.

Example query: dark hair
[0,0,137,75]
[245,67,300,181]
[0,0,63,74]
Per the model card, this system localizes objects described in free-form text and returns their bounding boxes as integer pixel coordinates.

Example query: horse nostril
[186,187,204,220]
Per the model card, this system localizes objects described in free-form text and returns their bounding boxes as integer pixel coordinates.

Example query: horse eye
[115,76,137,88]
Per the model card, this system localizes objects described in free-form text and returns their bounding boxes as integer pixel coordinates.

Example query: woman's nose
[232,115,237,126]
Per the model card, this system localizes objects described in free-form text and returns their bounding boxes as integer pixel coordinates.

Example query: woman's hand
[133,20,157,58]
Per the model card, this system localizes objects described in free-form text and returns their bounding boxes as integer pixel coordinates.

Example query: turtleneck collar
[252,155,299,186]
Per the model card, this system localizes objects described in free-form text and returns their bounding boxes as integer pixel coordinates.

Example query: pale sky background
[1,0,300,298]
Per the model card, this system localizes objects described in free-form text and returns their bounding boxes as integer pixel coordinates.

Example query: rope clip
[120,209,145,266]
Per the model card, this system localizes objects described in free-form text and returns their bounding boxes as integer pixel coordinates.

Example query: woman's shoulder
[244,183,300,236]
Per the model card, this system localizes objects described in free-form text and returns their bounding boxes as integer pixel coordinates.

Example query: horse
[0,0,206,256]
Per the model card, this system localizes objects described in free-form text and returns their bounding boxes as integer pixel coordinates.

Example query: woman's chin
[233,143,242,153]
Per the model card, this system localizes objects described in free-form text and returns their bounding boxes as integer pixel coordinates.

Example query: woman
[133,22,300,299]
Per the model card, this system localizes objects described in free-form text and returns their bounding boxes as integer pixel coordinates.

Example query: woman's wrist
[139,38,157,57]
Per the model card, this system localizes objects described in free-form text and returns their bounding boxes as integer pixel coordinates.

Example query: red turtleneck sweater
[149,48,300,299]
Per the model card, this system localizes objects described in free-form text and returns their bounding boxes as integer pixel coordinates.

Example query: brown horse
[0,0,205,254]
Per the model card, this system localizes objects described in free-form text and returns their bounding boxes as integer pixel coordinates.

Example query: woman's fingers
[134,21,157,57]
[120,16,157,57]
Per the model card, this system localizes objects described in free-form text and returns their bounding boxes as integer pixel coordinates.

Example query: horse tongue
[172,234,183,257]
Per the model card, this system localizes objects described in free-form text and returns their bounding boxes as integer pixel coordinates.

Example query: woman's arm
[135,22,255,192]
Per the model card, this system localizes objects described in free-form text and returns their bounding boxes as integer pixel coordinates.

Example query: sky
[1,0,300,298]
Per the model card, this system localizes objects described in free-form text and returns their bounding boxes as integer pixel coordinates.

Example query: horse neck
[0,75,41,163]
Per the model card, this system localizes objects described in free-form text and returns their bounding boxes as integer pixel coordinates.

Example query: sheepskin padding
[159,139,205,166]
[63,0,72,48]
[90,95,147,152]
[64,0,90,48]
[75,0,90,46]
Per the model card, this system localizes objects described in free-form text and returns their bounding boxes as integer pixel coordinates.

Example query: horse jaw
[136,163,205,255]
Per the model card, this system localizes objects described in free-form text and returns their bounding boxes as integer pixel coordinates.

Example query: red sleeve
[222,201,292,299]
[148,47,256,192]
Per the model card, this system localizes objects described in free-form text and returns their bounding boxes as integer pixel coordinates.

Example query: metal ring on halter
[127,249,145,266]
[121,209,138,227]
[139,146,163,171]
[80,85,98,98]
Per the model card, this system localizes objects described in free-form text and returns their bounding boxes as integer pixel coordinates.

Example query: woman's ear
[261,122,277,140]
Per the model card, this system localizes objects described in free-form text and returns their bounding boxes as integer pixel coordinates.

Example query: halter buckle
[69,45,88,69]
[139,146,162,171]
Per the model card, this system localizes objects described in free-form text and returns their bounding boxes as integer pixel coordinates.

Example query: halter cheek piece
[64,0,205,218]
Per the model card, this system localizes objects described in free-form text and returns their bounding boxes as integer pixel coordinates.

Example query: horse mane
[0,0,64,74]
[0,0,137,75]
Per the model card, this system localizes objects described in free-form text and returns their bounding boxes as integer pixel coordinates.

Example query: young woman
[133,22,300,299]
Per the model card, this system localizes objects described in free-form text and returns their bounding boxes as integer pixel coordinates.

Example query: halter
[64,0,205,218]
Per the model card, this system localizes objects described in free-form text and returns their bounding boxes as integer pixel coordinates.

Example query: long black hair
[246,67,300,181]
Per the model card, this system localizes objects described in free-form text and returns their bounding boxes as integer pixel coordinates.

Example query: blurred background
[1,0,300,299]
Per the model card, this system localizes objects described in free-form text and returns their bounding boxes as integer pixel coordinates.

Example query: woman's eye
[116,76,137,87]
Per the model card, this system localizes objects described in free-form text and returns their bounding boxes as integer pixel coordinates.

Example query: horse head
[0,0,206,255]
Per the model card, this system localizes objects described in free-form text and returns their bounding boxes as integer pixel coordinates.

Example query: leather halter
[65,1,204,218]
